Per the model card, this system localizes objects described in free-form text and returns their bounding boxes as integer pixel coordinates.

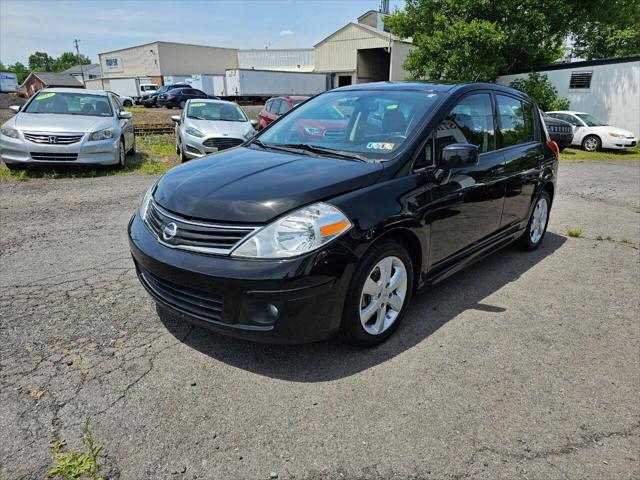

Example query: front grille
[547,125,572,134]
[202,137,244,150]
[144,200,259,255]
[30,152,78,161]
[137,265,223,323]
[24,132,83,144]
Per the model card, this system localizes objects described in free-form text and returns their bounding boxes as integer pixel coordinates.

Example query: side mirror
[9,105,20,113]
[438,143,479,169]
[118,111,132,119]
[250,119,258,128]
[171,115,181,124]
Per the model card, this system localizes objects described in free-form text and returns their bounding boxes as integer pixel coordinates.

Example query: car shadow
[159,232,566,382]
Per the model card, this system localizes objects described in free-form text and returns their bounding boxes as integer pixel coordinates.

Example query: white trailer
[0,72,20,93]
[84,76,157,102]
[224,69,328,99]
[163,74,226,97]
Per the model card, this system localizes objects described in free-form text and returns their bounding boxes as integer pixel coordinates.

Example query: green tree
[386,0,640,81]
[509,72,570,111]
[571,0,640,59]
[28,51,53,71]
[3,62,30,83]
[51,51,92,72]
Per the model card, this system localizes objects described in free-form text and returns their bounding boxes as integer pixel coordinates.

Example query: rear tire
[582,135,601,152]
[341,240,413,347]
[516,191,551,251]
[123,100,133,107]
[129,135,136,156]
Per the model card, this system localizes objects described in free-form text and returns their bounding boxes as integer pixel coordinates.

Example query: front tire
[582,135,601,152]
[179,100,186,109]
[114,138,126,169]
[341,240,413,347]
[516,191,550,251]
[123,100,133,107]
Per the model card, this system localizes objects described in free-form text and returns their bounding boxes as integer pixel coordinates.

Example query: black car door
[427,92,506,266]
[495,94,545,228]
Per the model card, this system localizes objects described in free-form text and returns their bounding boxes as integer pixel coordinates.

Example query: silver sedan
[172,99,256,162]
[0,88,135,169]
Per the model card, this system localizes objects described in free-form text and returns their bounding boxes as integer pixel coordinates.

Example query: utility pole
[74,39,85,84]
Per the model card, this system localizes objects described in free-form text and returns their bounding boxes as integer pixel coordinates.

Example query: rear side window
[265,100,272,112]
[270,99,281,114]
[496,95,535,147]
[278,101,289,115]
[436,93,495,160]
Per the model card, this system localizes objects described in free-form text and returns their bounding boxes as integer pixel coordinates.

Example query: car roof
[548,111,588,115]
[39,87,107,96]
[332,81,529,99]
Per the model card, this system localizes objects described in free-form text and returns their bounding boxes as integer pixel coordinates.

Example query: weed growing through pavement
[566,228,583,238]
[47,427,104,480]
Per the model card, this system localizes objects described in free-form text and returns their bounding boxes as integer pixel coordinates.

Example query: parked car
[129,82,558,346]
[171,99,256,162]
[106,90,134,107]
[157,87,212,109]
[141,83,191,108]
[258,96,309,130]
[0,88,135,169]
[546,110,637,151]
[542,114,573,152]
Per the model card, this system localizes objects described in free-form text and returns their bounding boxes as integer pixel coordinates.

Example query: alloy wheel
[530,197,548,244]
[584,137,598,151]
[359,256,408,335]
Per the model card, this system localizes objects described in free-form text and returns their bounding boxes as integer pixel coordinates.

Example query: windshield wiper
[189,116,206,120]
[277,143,369,162]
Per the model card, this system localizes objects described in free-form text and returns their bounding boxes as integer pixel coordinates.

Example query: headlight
[608,132,625,138]
[139,182,157,222]
[0,126,19,139]
[231,202,352,259]
[88,127,115,141]
[185,127,204,138]
[302,126,325,136]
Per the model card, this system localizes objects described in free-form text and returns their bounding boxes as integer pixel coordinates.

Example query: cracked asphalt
[1,160,638,480]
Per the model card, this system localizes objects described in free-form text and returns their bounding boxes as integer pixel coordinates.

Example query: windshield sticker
[386,104,399,110]
[190,102,206,107]
[367,142,395,150]
[34,92,56,100]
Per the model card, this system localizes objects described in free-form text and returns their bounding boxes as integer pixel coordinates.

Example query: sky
[0,0,406,65]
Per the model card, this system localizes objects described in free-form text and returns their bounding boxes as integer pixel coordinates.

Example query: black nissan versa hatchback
[128,82,559,346]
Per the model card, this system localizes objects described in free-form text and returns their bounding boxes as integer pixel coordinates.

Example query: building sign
[104,57,123,72]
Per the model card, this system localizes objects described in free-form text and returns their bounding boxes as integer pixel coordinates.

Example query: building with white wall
[497,56,640,136]
[238,49,314,72]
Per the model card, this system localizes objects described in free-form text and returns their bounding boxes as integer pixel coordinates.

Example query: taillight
[546,140,559,159]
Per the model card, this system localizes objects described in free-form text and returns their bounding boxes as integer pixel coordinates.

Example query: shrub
[509,72,570,112]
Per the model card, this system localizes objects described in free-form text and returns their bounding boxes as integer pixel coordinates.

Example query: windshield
[576,113,607,127]
[257,90,442,160]
[24,92,113,117]
[141,85,157,92]
[187,102,247,122]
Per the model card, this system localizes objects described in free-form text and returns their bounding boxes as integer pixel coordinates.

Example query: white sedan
[546,110,637,152]
[171,99,256,162]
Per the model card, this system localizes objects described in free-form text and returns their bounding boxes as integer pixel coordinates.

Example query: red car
[258,96,309,130]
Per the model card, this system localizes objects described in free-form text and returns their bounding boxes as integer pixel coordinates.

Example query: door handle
[490,165,505,175]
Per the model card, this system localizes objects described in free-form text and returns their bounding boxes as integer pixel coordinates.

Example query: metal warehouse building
[498,56,640,136]
[314,10,414,88]
[98,41,239,85]
[237,49,314,72]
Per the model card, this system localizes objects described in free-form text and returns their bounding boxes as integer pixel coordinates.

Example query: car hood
[188,119,253,138]
[154,147,384,223]
[14,113,112,133]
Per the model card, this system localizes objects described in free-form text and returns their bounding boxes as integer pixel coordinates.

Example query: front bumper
[128,213,357,344]
[601,137,637,149]
[182,135,246,159]
[0,133,119,166]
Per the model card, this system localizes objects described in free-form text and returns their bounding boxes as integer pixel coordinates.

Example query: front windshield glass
[576,113,607,127]
[187,102,247,122]
[24,92,113,117]
[257,90,442,159]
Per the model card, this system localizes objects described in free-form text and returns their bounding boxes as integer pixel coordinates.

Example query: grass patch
[560,145,640,162]
[566,228,583,238]
[48,428,104,480]
[0,134,178,181]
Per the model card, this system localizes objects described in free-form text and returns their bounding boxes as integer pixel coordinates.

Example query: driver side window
[435,93,495,162]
